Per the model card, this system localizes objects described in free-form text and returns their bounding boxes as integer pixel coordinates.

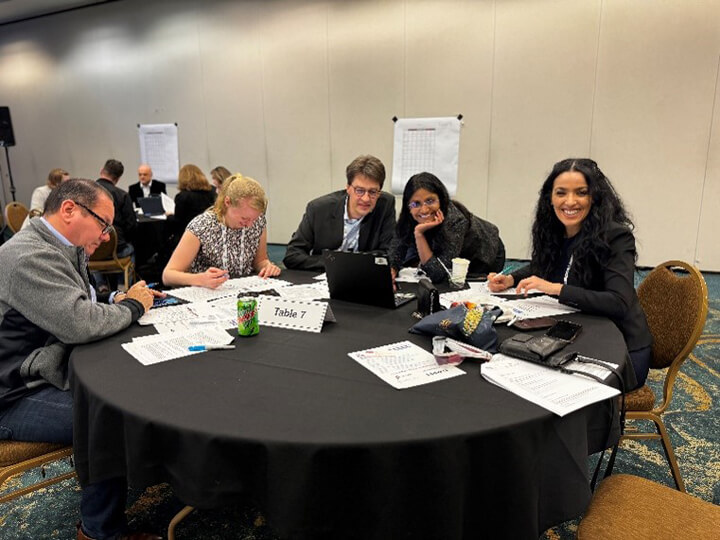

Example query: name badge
[258,296,328,333]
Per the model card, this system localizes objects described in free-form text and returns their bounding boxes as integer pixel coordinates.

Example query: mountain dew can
[237,295,259,337]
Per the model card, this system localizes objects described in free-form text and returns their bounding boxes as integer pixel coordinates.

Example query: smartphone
[512,317,556,331]
[545,320,582,342]
[153,296,181,308]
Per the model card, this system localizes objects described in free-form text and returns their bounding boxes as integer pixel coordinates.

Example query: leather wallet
[498,333,570,366]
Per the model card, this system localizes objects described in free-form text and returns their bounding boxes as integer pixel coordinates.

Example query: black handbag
[415,277,443,317]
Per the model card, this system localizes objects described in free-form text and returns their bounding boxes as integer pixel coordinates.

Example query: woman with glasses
[389,172,505,284]
[162,174,281,289]
[487,158,652,387]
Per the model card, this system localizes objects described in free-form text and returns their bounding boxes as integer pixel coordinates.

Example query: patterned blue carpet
[1,257,718,539]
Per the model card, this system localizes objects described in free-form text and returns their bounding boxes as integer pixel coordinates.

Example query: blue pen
[188,345,235,352]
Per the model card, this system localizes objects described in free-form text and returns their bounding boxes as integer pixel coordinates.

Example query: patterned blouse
[186,211,267,277]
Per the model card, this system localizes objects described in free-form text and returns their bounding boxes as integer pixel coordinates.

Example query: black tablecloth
[70,272,633,539]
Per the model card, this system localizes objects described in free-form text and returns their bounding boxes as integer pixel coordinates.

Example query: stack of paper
[122,327,234,366]
[480,354,620,416]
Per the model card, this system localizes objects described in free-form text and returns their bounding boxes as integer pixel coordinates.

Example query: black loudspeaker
[0,107,16,147]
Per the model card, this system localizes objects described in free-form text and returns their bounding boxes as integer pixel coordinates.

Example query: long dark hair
[532,158,635,285]
[396,172,450,239]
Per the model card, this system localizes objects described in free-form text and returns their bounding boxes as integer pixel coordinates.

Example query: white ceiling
[0,0,116,25]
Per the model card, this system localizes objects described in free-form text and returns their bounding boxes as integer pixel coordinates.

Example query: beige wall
[1,0,719,269]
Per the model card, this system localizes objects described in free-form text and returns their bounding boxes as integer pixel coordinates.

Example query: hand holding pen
[487,269,514,292]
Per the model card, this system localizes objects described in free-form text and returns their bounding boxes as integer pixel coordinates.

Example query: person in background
[210,165,232,193]
[0,179,160,540]
[172,164,216,233]
[128,164,166,207]
[487,158,652,388]
[389,172,505,284]
[95,159,137,259]
[283,154,396,271]
[21,168,70,229]
[162,174,281,288]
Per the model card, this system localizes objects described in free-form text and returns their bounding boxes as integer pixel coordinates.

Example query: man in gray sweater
[0,179,160,540]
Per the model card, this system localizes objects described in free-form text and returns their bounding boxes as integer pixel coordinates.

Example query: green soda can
[237,295,259,337]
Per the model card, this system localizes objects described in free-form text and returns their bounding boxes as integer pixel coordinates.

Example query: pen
[188,345,235,351]
[437,259,453,281]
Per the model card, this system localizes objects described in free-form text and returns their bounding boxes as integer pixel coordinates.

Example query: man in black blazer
[283,155,396,271]
[128,164,167,206]
[95,159,137,258]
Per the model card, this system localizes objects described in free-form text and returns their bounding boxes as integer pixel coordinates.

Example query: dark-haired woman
[488,158,652,388]
[389,172,505,284]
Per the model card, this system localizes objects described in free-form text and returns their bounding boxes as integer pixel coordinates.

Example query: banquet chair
[0,441,75,503]
[577,474,720,538]
[621,260,708,492]
[4,201,29,233]
[88,228,135,291]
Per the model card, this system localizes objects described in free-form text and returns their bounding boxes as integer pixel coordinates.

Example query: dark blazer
[172,190,216,234]
[129,180,167,206]
[511,223,652,351]
[283,190,396,271]
[96,178,137,252]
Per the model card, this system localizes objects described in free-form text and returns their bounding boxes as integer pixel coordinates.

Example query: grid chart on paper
[401,128,436,180]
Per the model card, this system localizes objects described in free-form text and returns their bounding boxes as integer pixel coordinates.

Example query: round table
[71,272,633,539]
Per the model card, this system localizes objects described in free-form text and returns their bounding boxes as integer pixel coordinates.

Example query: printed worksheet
[349,340,465,389]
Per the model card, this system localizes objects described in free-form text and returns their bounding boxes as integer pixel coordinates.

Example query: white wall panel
[489,0,601,259]
[259,1,331,243]
[405,0,495,223]
[327,1,404,193]
[591,0,720,267]
[696,56,720,271]
[197,2,268,184]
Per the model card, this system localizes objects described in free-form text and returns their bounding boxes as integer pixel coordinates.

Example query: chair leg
[654,416,686,492]
[167,505,195,540]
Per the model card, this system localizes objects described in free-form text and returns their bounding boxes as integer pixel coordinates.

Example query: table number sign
[258,296,329,333]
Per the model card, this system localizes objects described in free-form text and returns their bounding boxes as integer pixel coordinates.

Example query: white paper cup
[451,257,470,285]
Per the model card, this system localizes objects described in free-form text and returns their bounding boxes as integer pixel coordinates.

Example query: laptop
[323,250,416,309]
[138,196,165,217]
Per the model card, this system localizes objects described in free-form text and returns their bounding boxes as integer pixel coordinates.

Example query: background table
[70,272,634,539]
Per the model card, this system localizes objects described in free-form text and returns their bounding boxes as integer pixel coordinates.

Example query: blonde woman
[162,174,281,288]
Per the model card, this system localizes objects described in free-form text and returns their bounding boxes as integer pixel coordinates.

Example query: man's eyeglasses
[408,197,440,210]
[74,201,113,235]
[350,186,381,199]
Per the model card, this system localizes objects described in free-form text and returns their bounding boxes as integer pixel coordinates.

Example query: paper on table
[439,288,504,309]
[313,273,327,281]
[138,303,201,326]
[469,281,542,296]
[349,340,465,389]
[169,277,291,303]
[480,354,620,416]
[502,295,579,320]
[395,267,426,283]
[122,327,234,366]
[276,282,330,301]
